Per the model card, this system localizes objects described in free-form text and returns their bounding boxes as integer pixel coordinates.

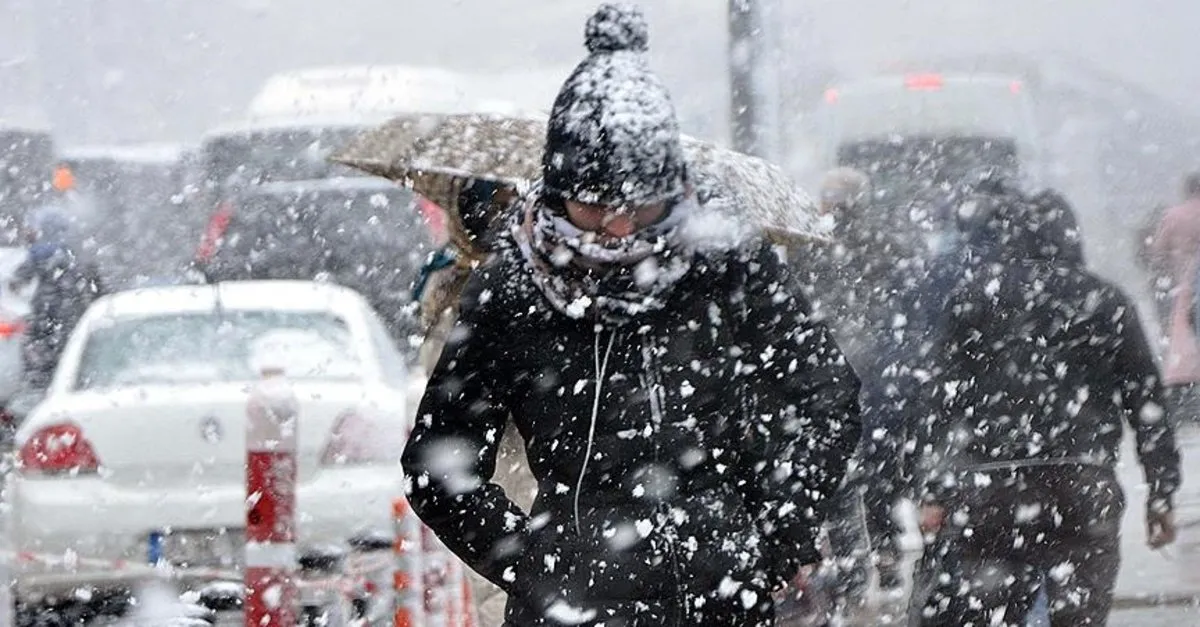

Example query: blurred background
[2,3,1200,624]
[2,0,1197,297]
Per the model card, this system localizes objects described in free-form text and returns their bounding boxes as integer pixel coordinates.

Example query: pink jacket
[1152,200,1200,384]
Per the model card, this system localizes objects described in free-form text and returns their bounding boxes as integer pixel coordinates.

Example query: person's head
[24,206,70,246]
[456,178,519,245]
[961,180,1084,265]
[1183,172,1200,200]
[540,3,688,241]
[818,167,870,217]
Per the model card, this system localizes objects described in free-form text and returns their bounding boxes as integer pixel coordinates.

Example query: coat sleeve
[909,299,973,506]
[733,243,862,586]
[400,266,531,593]
[1113,295,1182,512]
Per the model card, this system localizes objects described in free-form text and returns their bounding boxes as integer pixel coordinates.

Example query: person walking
[401,5,862,625]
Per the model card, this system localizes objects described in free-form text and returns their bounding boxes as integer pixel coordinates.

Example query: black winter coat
[916,192,1181,509]
[401,237,862,626]
[794,213,915,363]
[18,246,105,389]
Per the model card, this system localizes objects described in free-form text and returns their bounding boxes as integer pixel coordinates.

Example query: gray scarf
[512,192,695,323]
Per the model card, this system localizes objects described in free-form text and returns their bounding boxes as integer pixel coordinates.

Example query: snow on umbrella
[679,137,825,246]
[331,111,825,254]
[332,111,543,259]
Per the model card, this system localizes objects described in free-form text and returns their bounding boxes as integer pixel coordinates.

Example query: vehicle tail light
[1010,80,1023,94]
[18,422,101,476]
[0,319,26,339]
[322,411,383,466]
[823,88,839,104]
[905,73,944,90]
[196,201,235,263]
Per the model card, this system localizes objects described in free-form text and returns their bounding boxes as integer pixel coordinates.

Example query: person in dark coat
[908,182,1182,626]
[10,207,104,390]
[400,5,862,626]
[794,168,915,608]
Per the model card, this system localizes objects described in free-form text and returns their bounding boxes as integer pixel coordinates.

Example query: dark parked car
[196,177,434,359]
[58,143,191,287]
[0,123,56,231]
[809,72,1048,256]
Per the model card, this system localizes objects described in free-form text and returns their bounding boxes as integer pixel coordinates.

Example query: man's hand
[919,504,946,535]
[772,564,819,603]
[1147,509,1177,549]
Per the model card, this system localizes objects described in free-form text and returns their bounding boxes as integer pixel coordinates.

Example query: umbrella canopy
[333,112,544,259]
[332,112,824,253]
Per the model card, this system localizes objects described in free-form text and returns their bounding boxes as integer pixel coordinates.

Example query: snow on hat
[541,3,687,208]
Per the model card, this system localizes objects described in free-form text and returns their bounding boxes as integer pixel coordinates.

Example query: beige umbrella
[333,112,544,260]
[332,112,824,254]
[329,112,444,180]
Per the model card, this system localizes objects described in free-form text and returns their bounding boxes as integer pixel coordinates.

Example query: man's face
[564,199,667,240]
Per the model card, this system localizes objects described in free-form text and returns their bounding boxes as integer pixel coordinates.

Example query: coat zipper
[641,334,688,626]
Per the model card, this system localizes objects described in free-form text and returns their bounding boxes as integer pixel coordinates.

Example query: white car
[5,280,411,601]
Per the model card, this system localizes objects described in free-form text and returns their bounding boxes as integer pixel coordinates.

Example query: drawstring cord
[575,326,616,536]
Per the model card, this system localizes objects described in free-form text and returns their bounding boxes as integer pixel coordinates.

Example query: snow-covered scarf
[512,192,695,323]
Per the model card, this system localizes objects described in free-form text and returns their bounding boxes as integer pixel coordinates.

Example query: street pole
[728,0,782,161]
[729,0,757,156]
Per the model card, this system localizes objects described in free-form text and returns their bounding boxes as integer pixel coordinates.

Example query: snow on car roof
[202,114,382,140]
[87,281,370,321]
[247,64,475,121]
[249,175,404,197]
[0,111,53,133]
[59,142,185,164]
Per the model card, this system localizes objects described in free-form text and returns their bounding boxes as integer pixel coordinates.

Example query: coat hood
[964,186,1085,266]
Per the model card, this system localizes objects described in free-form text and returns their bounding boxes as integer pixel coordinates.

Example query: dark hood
[965,188,1085,266]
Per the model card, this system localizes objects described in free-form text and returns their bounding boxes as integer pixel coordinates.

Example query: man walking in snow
[909,182,1181,626]
[401,4,861,625]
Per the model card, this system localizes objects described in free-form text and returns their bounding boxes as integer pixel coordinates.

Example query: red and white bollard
[392,498,425,627]
[447,558,478,627]
[245,368,299,626]
[421,527,451,627]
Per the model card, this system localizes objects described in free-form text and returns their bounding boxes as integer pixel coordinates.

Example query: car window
[75,310,361,390]
[363,311,410,385]
[838,137,1020,199]
[200,126,366,190]
[824,81,1036,144]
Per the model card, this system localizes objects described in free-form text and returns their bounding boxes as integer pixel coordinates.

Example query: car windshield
[200,126,367,189]
[74,310,362,390]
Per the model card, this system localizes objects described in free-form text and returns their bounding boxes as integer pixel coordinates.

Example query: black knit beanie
[541,3,688,208]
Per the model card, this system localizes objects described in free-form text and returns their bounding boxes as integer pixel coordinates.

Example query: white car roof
[87,281,371,321]
[60,142,185,164]
[247,65,475,120]
[202,115,378,140]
